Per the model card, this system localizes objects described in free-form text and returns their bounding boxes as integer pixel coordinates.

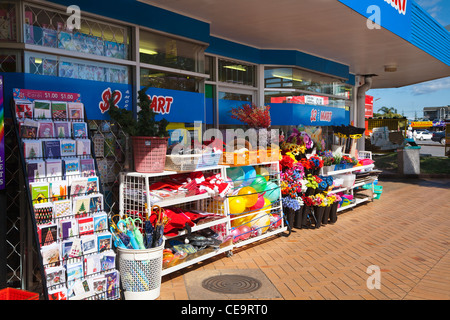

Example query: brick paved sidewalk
[160,178,450,300]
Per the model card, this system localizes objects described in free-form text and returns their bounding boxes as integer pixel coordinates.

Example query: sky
[366,0,450,119]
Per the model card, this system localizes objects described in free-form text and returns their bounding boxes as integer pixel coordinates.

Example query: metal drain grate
[202,275,262,294]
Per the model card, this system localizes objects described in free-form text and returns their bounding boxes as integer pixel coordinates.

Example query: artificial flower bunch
[280,154,295,171]
[308,193,327,207]
[282,196,303,211]
[305,174,321,189]
[309,155,324,170]
[280,163,305,198]
[320,150,335,166]
[340,155,358,166]
[230,103,271,128]
[318,175,334,191]
[326,194,342,206]
[301,194,315,207]
[280,128,313,158]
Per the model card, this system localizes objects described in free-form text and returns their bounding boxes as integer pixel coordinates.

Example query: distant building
[423,106,450,121]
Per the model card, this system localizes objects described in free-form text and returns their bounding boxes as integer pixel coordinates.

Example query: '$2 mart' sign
[99,88,173,115]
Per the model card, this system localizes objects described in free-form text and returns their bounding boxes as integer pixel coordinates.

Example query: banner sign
[271,95,329,106]
[0,75,4,190]
[411,121,432,128]
[142,87,206,123]
[13,88,81,102]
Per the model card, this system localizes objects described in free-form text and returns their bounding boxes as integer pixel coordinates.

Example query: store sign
[269,103,349,126]
[411,121,433,128]
[271,95,329,106]
[384,0,407,15]
[365,95,374,118]
[143,87,205,123]
[338,0,411,40]
[0,75,4,190]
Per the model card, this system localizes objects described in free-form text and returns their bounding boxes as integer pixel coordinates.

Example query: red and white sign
[148,95,173,115]
[384,0,407,15]
[311,108,332,123]
[13,88,80,102]
[271,95,329,106]
[365,95,374,118]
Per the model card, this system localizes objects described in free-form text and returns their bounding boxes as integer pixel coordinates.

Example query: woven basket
[132,136,168,173]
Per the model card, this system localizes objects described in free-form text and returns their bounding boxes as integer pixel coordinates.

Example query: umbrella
[109,214,133,249]
[143,208,155,249]
[151,205,166,248]
[126,217,146,249]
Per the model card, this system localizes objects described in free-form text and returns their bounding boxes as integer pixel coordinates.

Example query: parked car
[431,131,446,144]
[415,130,433,140]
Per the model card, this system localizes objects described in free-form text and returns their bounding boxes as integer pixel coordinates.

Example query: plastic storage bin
[118,244,164,300]
[0,288,39,300]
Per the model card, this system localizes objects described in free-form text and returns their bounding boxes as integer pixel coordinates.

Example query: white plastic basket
[118,244,164,300]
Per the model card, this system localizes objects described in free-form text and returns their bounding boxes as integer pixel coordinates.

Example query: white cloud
[415,0,441,9]
[410,77,450,95]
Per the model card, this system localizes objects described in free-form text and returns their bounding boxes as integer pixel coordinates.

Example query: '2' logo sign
[310,109,318,122]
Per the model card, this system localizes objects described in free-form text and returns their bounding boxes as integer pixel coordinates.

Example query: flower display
[280,128,314,159]
[309,155,324,169]
[340,155,358,166]
[280,154,295,171]
[230,103,271,128]
[282,196,303,211]
[280,163,305,198]
[305,174,321,189]
[318,175,334,191]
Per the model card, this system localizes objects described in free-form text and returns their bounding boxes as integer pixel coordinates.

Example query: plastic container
[0,288,39,300]
[196,150,222,169]
[132,136,168,173]
[341,174,356,188]
[117,244,164,300]
[165,153,201,172]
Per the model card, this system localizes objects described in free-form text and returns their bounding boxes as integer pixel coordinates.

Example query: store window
[264,66,352,109]
[23,4,130,60]
[25,52,130,84]
[218,90,253,128]
[218,59,256,86]
[139,29,205,73]
[0,2,17,42]
[140,68,202,92]
[0,50,19,72]
[205,55,215,81]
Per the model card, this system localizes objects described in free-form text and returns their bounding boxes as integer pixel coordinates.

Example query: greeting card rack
[10,89,120,300]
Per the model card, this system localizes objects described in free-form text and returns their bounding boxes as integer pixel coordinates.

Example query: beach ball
[227,167,245,187]
[229,196,246,214]
[249,211,270,234]
[255,167,270,181]
[231,228,242,242]
[264,182,280,202]
[238,186,258,208]
[250,174,267,192]
[270,214,282,229]
[261,197,272,215]
[239,225,251,241]
[231,214,250,228]
[241,166,256,186]
[249,194,265,211]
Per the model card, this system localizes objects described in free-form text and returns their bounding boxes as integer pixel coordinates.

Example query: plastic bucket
[118,244,164,300]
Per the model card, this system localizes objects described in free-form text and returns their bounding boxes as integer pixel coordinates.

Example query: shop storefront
[1,0,449,300]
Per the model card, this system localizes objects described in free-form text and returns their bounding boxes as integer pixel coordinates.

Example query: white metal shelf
[323,164,375,176]
[337,197,370,212]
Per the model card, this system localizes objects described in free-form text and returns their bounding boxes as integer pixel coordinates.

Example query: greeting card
[90,194,104,213]
[51,101,68,120]
[72,122,88,139]
[43,139,61,158]
[77,216,94,236]
[72,196,90,216]
[20,118,39,138]
[97,232,112,252]
[15,100,34,119]
[81,234,97,255]
[49,179,68,201]
[91,276,107,297]
[68,102,84,120]
[80,158,95,177]
[85,253,102,275]
[64,158,80,176]
[38,223,58,246]
[45,266,66,287]
[70,177,88,196]
[23,139,42,159]
[26,160,46,182]
[66,261,83,284]
[33,202,53,225]
[34,100,52,119]
[76,139,91,156]
[93,211,107,232]
[48,287,67,300]
[60,139,76,157]
[104,270,119,299]
[29,181,49,204]
[45,159,63,178]
[58,219,78,241]
[86,176,99,195]
[53,199,72,218]
[41,243,60,267]
[54,121,71,138]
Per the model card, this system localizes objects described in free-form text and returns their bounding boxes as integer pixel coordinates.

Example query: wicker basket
[132,136,168,173]
[165,153,202,172]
